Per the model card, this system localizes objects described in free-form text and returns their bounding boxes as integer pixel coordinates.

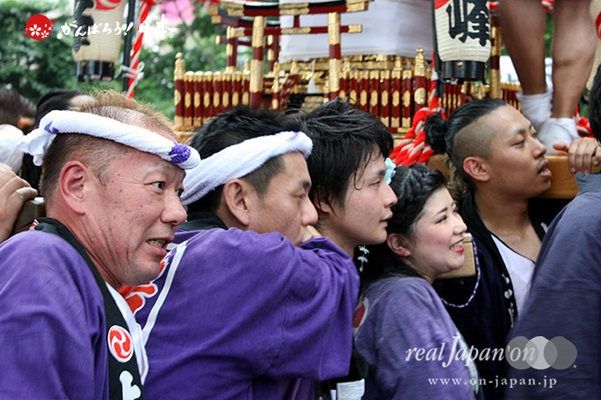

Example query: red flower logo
[24,14,56,40]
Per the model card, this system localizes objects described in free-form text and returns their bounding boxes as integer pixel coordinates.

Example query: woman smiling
[354,164,481,400]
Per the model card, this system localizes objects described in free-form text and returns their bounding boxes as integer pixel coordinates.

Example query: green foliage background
[0,0,228,119]
[0,1,577,119]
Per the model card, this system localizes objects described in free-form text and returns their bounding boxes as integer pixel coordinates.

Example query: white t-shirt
[491,235,536,313]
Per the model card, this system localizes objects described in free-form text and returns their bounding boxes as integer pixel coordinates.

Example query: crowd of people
[1,17,601,400]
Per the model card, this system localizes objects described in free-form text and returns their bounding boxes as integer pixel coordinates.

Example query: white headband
[181,130,312,206]
[17,110,200,169]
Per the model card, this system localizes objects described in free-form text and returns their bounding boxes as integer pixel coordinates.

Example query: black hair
[298,98,393,213]
[0,88,35,126]
[424,99,507,191]
[589,63,601,142]
[361,164,447,289]
[23,89,87,190]
[186,106,303,214]
[34,89,85,128]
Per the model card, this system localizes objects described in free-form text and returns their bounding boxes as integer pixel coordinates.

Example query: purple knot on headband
[20,110,201,169]
[169,144,192,165]
[45,122,60,134]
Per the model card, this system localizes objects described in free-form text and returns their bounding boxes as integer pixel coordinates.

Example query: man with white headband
[0,90,199,400]
[124,107,359,400]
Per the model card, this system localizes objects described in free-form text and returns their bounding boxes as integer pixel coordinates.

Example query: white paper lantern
[73,0,127,81]
[433,0,491,81]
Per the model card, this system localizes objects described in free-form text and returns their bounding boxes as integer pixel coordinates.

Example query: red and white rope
[127,0,156,98]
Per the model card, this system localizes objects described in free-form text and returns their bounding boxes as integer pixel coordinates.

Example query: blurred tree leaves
[0,0,228,119]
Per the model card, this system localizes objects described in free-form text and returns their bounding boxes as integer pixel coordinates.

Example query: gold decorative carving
[231,29,245,38]
[350,90,357,102]
[347,24,362,33]
[393,55,402,71]
[232,92,239,106]
[370,92,377,107]
[329,58,341,92]
[194,92,200,107]
[223,92,230,108]
[402,91,410,107]
[381,91,388,107]
[204,93,210,107]
[360,91,367,106]
[290,59,299,75]
[402,117,411,127]
[414,48,426,77]
[490,69,501,99]
[281,27,311,35]
[280,2,308,8]
[185,93,191,108]
[272,62,281,92]
[280,8,309,15]
[347,3,367,12]
[228,9,243,17]
[252,17,265,48]
[174,52,184,81]
[392,91,400,107]
[250,59,263,93]
[175,116,184,129]
[328,13,341,45]
[414,87,426,104]
[391,117,400,128]
[174,90,181,106]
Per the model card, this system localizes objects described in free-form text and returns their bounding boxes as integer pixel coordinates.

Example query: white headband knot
[181,130,312,206]
[17,110,200,169]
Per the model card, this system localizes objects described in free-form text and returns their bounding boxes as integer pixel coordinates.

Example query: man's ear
[311,189,333,215]
[463,156,490,183]
[58,161,90,215]
[222,178,253,227]
[386,233,411,258]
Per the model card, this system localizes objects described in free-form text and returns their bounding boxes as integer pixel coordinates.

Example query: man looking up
[130,107,359,400]
[0,90,199,400]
